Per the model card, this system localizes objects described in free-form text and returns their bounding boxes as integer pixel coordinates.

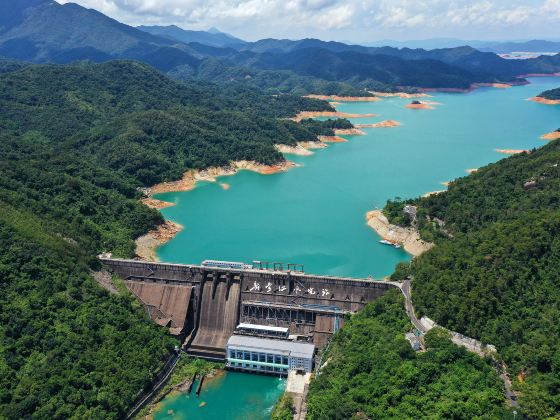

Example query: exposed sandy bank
[298,141,328,150]
[146,160,296,197]
[356,120,401,128]
[318,135,348,143]
[366,210,434,257]
[495,149,529,155]
[334,128,366,135]
[141,197,176,210]
[135,221,182,261]
[422,190,446,198]
[275,144,314,156]
[541,130,560,141]
[292,111,378,122]
[304,94,381,102]
[529,97,560,105]
[406,101,434,110]
[370,91,431,98]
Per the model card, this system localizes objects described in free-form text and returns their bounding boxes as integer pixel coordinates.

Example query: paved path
[400,279,427,333]
[399,279,518,408]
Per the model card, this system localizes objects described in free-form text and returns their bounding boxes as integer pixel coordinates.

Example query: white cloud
[57,0,560,40]
[316,4,354,29]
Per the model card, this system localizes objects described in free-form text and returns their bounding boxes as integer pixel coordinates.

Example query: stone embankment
[365,210,433,257]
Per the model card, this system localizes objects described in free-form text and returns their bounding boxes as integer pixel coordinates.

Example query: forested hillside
[384,140,560,418]
[307,290,506,419]
[0,60,332,418]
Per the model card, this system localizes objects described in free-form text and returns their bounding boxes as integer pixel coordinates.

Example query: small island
[530,87,560,105]
[406,100,434,110]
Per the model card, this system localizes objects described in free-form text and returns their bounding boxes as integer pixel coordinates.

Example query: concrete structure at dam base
[100,257,400,365]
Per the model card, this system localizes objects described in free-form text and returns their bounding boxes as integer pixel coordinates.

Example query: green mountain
[381,141,560,418]
[5,1,560,93]
[0,0,197,64]
[0,60,333,418]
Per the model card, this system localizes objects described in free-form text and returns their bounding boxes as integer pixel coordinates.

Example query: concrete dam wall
[101,258,399,358]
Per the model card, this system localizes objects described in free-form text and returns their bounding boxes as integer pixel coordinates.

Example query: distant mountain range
[137,25,245,48]
[2,0,560,92]
[362,38,560,54]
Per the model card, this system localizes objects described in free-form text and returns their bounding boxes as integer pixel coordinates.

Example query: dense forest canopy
[0,59,334,418]
[307,290,506,419]
[539,87,560,100]
[383,140,560,418]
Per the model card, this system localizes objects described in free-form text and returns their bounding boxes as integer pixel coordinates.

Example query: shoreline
[292,111,377,122]
[541,130,560,141]
[365,210,434,257]
[370,91,430,98]
[135,221,183,261]
[495,149,529,155]
[529,96,560,105]
[304,94,380,102]
[356,120,401,128]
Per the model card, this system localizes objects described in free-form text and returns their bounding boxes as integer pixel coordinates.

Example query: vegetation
[307,290,506,419]
[271,393,294,420]
[539,87,560,100]
[383,140,560,418]
[0,60,332,418]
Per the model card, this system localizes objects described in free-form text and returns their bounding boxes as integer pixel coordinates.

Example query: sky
[58,0,560,42]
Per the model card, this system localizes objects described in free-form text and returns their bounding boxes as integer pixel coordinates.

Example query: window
[282,356,288,365]
[259,353,266,362]
[267,354,274,364]
[275,355,282,364]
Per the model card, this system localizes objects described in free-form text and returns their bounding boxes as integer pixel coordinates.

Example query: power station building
[226,335,315,375]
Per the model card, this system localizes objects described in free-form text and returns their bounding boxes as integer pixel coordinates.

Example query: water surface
[155,77,560,278]
[154,372,285,420]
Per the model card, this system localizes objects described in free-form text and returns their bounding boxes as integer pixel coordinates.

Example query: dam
[100,257,400,359]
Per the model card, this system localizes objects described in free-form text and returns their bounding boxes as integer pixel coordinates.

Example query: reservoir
[153,77,559,418]
[155,77,560,278]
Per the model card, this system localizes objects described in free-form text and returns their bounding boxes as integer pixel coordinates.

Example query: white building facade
[226,335,314,375]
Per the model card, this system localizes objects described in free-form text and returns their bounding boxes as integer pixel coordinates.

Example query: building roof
[237,323,289,333]
[227,335,315,359]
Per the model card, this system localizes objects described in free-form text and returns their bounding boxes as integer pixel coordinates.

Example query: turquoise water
[154,372,285,420]
[155,77,560,279]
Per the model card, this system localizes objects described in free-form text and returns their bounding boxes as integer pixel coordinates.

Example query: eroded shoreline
[530,97,560,105]
[365,210,434,257]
